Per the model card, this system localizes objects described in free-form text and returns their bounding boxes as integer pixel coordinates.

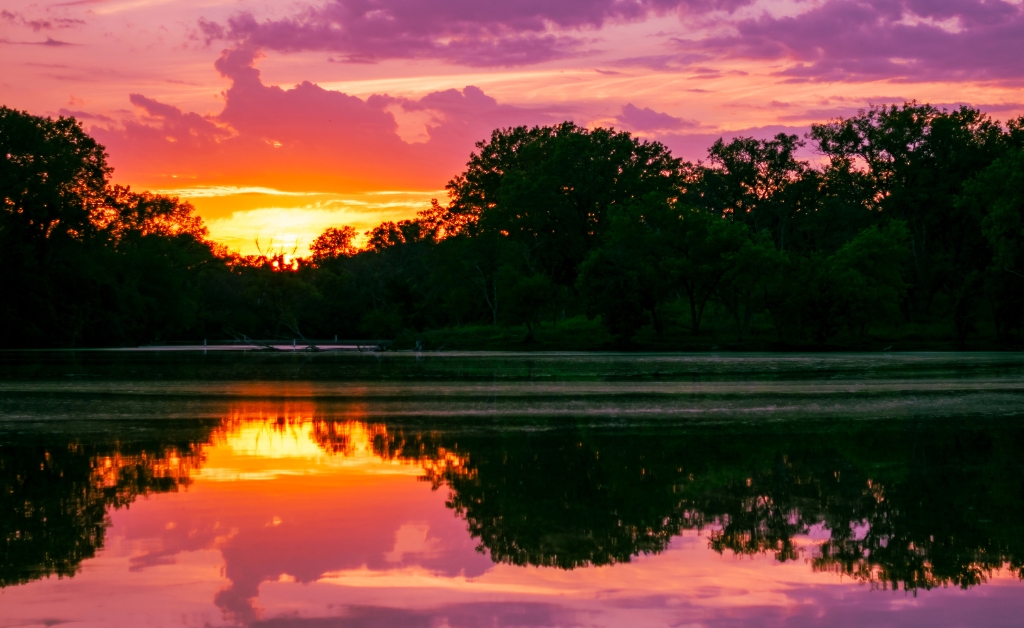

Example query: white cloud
[151,186,329,198]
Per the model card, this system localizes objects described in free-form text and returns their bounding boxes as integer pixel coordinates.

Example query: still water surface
[1,352,1023,627]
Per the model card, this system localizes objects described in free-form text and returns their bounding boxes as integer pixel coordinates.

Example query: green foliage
[975,152,1024,273]
[0,107,224,346]
[830,221,912,328]
[0,105,109,245]
[683,133,816,251]
[811,103,1004,345]
[962,149,1024,337]
[497,267,556,341]
[445,122,682,287]
[577,246,649,339]
[358,308,402,339]
[3,103,1023,349]
[579,194,753,339]
[762,222,910,344]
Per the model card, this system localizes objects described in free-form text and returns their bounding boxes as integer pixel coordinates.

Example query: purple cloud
[616,103,697,132]
[208,46,561,148]
[656,124,814,163]
[58,108,114,123]
[194,0,1024,77]
[199,0,755,67]
[1,10,85,31]
[0,36,78,46]
[126,93,232,147]
[195,17,224,46]
[688,0,1024,83]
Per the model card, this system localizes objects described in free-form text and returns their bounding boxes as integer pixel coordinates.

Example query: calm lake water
[2,351,1023,627]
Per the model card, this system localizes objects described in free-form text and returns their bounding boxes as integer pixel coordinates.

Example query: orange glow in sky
[3,0,1024,254]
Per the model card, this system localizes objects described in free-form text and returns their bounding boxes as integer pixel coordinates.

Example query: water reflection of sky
[3,406,1024,628]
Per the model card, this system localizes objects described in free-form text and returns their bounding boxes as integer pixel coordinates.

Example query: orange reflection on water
[90,448,201,491]
[193,405,468,483]
[2,408,1024,628]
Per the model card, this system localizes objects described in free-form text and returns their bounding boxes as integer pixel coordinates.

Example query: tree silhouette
[5,104,1024,347]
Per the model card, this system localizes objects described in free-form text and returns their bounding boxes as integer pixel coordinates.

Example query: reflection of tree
[312,418,391,456]
[363,418,1024,589]
[310,417,473,480]
[805,427,1024,590]
[6,413,1023,594]
[0,422,214,587]
[424,429,689,569]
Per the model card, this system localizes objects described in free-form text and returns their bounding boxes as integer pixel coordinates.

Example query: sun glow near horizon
[158,188,446,256]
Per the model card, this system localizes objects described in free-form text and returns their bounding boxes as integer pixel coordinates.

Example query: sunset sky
[3,0,1023,254]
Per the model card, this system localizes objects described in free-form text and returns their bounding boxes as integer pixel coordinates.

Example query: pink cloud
[616,103,697,132]
[688,0,1024,83]
[90,47,559,191]
[194,0,1024,76]
[200,0,756,67]
[655,124,813,163]
[0,10,85,31]
[58,107,115,123]
[0,36,78,46]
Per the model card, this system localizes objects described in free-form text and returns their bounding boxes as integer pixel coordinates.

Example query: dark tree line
[3,104,1023,348]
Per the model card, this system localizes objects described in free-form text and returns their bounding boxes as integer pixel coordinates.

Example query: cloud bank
[198,0,754,66]
[688,0,1024,83]
[94,46,558,191]
[195,0,1024,81]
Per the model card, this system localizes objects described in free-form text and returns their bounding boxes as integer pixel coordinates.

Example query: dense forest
[2,103,1023,349]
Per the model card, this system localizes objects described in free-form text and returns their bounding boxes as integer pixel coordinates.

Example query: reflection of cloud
[384,523,444,563]
[190,413,487,623]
